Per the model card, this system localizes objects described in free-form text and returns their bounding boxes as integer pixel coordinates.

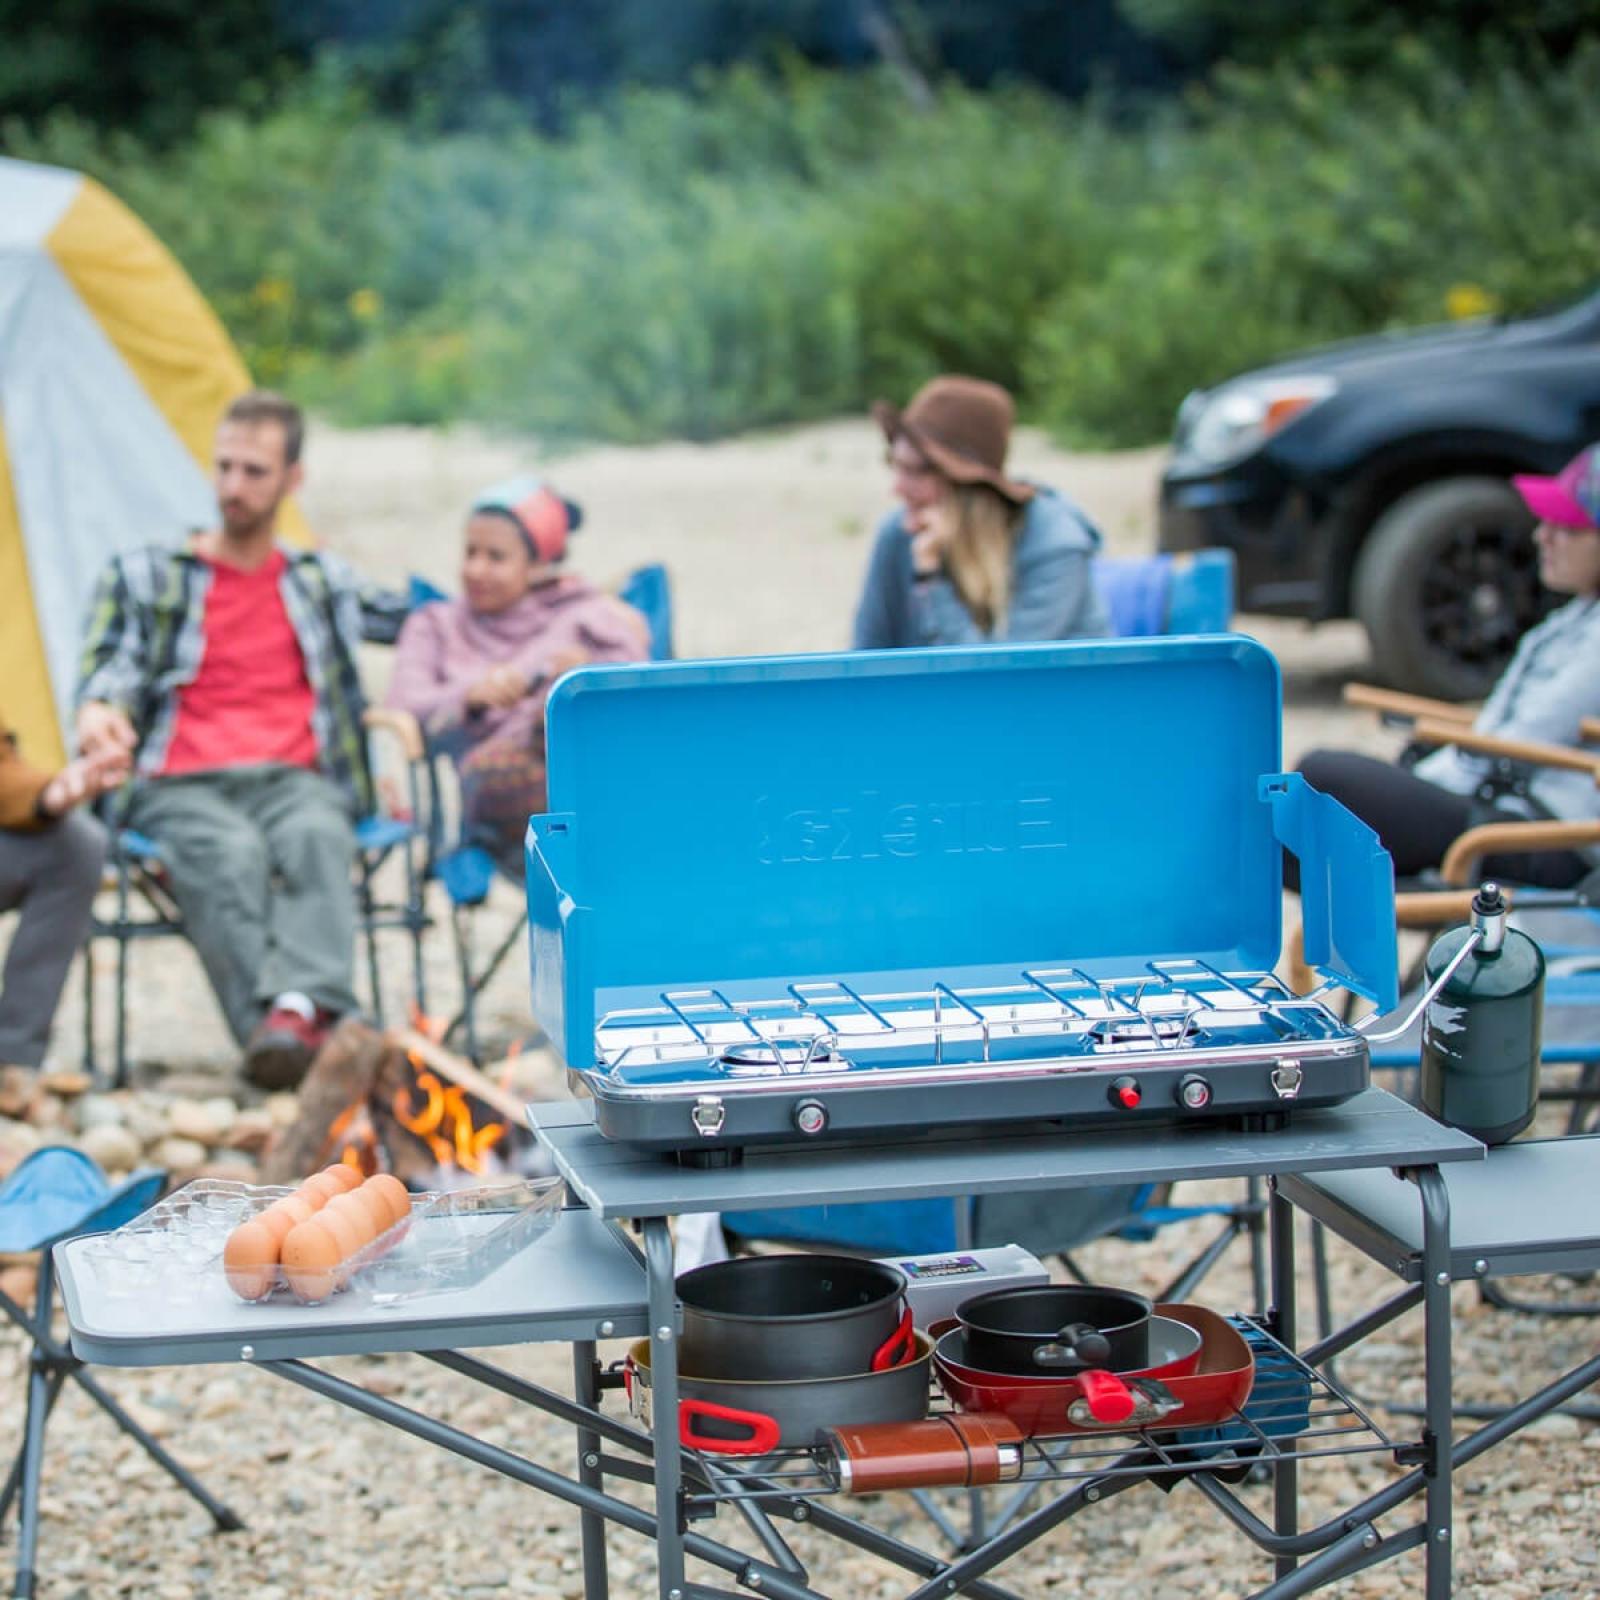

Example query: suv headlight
[1179,375,1337,468]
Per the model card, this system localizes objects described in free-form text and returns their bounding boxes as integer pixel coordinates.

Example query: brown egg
[323,1193,378,1249]
[268,1193,319,1230]
[364,1174,411,1228]
[299,1172,346,1206]
[342,1185,393,1239]
[321,1163,363,1194]
[282,1219,343,1303]
[316,1204,369,1287]
[255,1207,297,1251]
[223,1219,280,1301]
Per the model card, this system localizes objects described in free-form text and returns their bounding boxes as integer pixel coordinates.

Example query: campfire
[260,1018,531,1188]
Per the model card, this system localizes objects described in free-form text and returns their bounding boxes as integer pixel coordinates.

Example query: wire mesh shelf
[680,1318,1406,1507]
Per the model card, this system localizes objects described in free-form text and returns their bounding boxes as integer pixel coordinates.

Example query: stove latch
[1270,1059,1303,1100]
[690,1095,727,1137]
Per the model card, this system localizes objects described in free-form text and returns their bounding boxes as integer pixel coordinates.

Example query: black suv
[1159,288,1600,698]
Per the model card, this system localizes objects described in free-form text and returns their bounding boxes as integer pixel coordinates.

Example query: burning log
[258,1021,525,1186]
[257,1019,390,1184]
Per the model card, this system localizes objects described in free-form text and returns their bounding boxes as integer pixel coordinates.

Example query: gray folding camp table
[55,1088,1490,1600]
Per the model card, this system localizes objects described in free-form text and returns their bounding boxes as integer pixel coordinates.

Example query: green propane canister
[1419,882,1545,1146]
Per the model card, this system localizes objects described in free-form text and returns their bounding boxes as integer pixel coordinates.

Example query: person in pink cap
[1290,443,1600,890]
[386,476,650,866]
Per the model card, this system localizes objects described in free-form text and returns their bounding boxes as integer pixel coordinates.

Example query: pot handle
[871,1306,917,1372]
[678,1398,783,1456]
[1032,1322,1112,1369]
[1075,1368,1136,1425]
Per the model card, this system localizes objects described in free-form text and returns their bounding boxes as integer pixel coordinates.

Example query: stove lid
[527,637,1396,1064]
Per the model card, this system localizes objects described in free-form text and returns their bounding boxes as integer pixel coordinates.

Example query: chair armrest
[1393,887,1514,927]
[1441,819,1600,887]
[363,707,424,763]
[1412,719,1600,782]
[1343,683,1475,724]
[1581,716,1600,745]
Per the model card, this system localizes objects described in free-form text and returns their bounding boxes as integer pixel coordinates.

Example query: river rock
[78,1121,143,1174]
[152,1135,207,1174]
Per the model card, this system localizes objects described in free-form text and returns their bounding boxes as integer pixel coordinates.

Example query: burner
[720,1041,843,1076]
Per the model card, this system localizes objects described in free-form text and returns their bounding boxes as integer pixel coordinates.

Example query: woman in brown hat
[852,375,1109,648]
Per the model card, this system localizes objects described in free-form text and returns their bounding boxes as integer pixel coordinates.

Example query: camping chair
[0,1148,240,1598]
[413,563,676,1062]
[80,711,435,1087]
[1285,684,1600,1134]
[1093,547,1235,637]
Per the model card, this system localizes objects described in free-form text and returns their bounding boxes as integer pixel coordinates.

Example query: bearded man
[75,392,406,1088]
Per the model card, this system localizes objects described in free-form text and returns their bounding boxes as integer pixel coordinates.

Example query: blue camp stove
[525,637,1398,1163]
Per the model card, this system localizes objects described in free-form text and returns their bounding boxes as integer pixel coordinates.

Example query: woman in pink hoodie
[387,477,650,864]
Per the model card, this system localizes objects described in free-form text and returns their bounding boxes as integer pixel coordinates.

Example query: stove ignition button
[1177,1074,1212,1111]
[1108,1076,1142,1111]
[793,1099,829,1136]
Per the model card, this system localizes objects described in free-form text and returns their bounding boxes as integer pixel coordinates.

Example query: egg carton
[75,1174,565,1309]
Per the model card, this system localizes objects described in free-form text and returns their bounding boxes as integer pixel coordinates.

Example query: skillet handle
[1076,1368,1136,1425]
[678,1398,783,1456]
[872,1306,917,1372]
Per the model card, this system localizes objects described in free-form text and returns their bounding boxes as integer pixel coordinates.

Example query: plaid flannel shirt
[76,543,408,816]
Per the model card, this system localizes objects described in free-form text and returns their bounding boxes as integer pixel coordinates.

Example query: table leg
[643,1217,685,1600]
[1269,1179,1298,1585]
[1415,1166,1452,1600]
[573,1340,608,1600]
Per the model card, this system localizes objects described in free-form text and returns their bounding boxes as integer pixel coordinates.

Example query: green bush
[7,44,1599,447]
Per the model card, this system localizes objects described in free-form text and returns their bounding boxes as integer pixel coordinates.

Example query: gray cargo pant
[124,764,359,1045]
[0,811,107,1068]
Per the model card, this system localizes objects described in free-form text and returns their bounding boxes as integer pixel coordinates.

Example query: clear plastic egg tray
[74,1174,565,1309]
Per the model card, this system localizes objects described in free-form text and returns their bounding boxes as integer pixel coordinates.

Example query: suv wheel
[1352,477,1547,700]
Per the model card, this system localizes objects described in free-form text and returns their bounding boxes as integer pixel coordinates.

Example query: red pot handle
[872,1306,917,1372]
[1077,1368,1136,1425]
[678,1398,783,1456]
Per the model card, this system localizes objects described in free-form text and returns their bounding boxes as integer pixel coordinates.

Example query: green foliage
[7,46,1599,447]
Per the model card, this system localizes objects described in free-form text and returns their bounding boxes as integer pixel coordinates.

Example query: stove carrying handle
[1262,772,1399,1013]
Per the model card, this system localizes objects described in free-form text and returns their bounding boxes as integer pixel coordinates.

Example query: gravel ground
[3,421,1593,1599]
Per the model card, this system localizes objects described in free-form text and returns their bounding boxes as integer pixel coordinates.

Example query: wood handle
[1343,683,1475,724]
[1441,820,1600,886]
[363,706,425,762]
[1412,719,1600,781]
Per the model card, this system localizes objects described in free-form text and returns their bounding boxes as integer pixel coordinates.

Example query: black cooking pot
[956,1284,1151,1377]
[626,1331,932,1455]
[677,1254,912,1382]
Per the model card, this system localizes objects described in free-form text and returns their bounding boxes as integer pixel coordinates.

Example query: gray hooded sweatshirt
[851,487,1110,650]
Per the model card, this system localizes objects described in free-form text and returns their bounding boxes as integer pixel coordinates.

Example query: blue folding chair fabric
[0,1146,161,1253]
[1094,549,1235,638]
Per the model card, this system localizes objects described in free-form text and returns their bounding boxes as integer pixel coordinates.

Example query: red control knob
[1109,1076,1141,1110]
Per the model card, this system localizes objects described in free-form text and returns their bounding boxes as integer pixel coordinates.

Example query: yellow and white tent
[0,155,305,768]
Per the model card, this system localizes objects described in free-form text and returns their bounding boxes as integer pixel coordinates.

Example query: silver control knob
[793,1099,829,1136]
[1177,1074,1212,1111]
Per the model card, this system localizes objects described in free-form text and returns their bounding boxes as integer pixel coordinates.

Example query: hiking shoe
[242,1006,330,1092]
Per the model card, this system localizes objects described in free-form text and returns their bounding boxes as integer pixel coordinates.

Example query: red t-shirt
[161,549,319,776]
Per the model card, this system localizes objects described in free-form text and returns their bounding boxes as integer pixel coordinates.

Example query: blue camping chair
[0,1148,240,1597]
[1094,548,1235,637]
[413,563,676,1061]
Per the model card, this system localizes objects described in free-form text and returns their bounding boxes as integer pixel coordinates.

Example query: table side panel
[1280,1135,1600,1282]
[57,1207,649,1367]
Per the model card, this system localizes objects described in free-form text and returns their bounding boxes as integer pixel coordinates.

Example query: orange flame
[394,1060,507,1176]
[321,1096,380,1176]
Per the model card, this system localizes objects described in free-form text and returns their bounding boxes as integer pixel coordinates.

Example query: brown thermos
[819,1414,1025,1494]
